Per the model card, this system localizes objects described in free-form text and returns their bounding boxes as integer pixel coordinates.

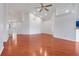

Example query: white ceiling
[55,3,76,16]
[6,3,54,21]
[5,3,78,21]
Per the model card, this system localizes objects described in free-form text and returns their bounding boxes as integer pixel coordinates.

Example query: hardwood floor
[1,33,79,56]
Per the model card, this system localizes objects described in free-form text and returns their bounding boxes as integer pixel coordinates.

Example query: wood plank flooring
[1,33,79,56]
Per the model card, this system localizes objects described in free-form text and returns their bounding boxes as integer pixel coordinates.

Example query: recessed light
[65,9,70,13]
[44,13,48,16]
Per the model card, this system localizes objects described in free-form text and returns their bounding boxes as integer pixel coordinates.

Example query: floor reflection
[1,34,77,56]
[44,50,47,56]
[40,47,43,54]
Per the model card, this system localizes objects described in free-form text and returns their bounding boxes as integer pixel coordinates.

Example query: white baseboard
[75,40,79,42]
[76,30,79,42]
[53,35,76,42]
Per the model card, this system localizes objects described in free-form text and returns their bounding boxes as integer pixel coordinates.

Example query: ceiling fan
[37,3,53,12]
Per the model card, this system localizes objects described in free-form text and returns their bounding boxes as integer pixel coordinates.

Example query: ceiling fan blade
[45,4,52,7]
[39,8,43,12]
[40,3,44,7]
[44,8,49,11]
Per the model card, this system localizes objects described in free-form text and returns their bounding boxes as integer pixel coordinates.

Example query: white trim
[28,32,42,35]
[53,35,76,42]
[76,29,79,42]
[76,40,79,42]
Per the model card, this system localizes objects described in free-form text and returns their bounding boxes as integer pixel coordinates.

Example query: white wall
[29,13,42,34]
[53,14,75,41]
[6,9,42,35]
[0,4,8,54]
[16,12,29,34]
[41,20,52,34]
[0,4,4,54]
[41,13,55,34]
[76,4,79,42]
[53,4,76,41]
